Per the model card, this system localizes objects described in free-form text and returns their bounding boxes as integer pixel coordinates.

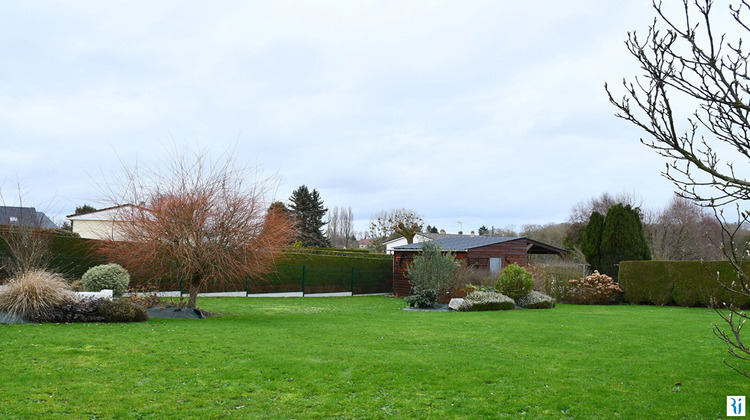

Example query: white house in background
[384,231,478,254]
[66,204,139,240]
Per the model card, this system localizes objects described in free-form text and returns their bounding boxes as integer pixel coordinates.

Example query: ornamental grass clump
[495,263,534,300]
[82,263,130,296]
[516,290,556,309]
[458,290,516,311]
[0,270,74,322]
[566,270,623,305]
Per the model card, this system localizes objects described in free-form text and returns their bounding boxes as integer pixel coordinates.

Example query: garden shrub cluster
[516,290,556,309]
[565,271,622,305]
[495,263,534,299]
[457,291,516,311]
[44,297,148,323]
[619,260,750,307]
[81,263,130,296]
[0,269,148,323]
[405,257,557,311]
[438,264,496,303]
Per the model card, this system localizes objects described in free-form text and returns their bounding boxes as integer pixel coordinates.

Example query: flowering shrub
[516,290,556,309]
[458,291,515,311]
[495,263,534,299]
[565,271,622,305]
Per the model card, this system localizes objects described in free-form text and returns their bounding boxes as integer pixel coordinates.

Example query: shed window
[489,258,502,274]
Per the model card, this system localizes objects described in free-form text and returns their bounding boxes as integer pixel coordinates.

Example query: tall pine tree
[288,185,330,248]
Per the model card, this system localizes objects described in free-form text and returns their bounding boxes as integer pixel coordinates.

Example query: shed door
[489,258,502,275]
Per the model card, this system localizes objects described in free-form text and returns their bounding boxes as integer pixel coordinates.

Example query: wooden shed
[392,236,568,296]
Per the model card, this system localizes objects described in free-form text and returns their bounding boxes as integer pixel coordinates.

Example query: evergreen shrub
[458,291,515,311]
[404,289,439,308]
[405,242,458,307]
[495,263,534,300]
[516,290,556,309]
[82,263,130,296]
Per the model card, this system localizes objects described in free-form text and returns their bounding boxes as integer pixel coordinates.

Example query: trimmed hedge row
[0,232,106,280]
[204,252,392,294]
[619,260,749,307]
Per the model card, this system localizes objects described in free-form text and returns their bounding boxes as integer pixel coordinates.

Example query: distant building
[391,236,568,296]
[0,206,58,229]
[358,238,373,249]
[66,204,139,240]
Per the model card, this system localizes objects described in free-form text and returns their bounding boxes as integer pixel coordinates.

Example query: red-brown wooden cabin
[392,236,568,296]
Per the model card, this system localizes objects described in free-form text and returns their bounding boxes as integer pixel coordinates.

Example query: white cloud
[0,0,698,234]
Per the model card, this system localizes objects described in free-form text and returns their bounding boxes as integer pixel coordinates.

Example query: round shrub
[495,263,534,300]
[516,290,556,309]
[82,263,130,296]
[0,270,75,322]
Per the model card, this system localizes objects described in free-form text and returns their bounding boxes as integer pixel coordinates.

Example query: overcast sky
[1,0,695,235]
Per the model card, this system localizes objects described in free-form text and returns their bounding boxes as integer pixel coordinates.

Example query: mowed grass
[0,296,746,418]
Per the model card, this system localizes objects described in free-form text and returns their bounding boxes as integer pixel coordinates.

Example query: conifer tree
[599,204,651,278]
[288,185,330,248]
[580,211,605,272]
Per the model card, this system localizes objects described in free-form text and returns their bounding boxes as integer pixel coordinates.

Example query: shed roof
[393,236,521,251]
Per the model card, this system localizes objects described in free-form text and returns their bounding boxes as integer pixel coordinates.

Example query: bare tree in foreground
[606,0,750,378]
[100,146,293,308]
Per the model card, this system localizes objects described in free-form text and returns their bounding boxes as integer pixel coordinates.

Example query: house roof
[0,206,58,229]
[66,204,140,221]
[392,236,568,256]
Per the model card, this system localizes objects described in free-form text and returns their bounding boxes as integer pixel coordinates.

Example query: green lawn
[0,297,746,418]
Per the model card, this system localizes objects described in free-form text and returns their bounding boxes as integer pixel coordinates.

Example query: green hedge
[130,251,393,294]
[235,252,392,294]
[619,260,749,307]
[0,232,106,281]
[0,232,393,294]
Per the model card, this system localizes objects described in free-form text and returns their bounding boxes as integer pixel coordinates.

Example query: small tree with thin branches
[99,146,293,308]
[607,0,750,378]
